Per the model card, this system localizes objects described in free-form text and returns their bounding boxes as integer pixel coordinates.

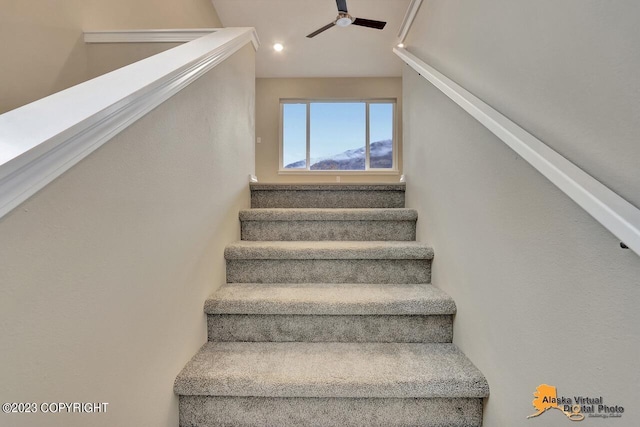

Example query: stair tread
[225,241,433,260]
[174,342,489,398]
[205,283,455,315]
[240,208,417,221]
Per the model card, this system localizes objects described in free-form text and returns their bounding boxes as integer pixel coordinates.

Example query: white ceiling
[212,0,411,78]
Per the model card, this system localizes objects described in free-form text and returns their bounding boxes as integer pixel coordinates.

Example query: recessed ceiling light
[273,43,284,52]
[397,43,405,48]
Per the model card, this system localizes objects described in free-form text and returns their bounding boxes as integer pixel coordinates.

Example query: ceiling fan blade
[336,0,348,13]
[352,18,387,30]
[306,22,336,38]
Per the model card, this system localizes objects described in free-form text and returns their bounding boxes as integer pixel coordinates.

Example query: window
[280,100,396,172]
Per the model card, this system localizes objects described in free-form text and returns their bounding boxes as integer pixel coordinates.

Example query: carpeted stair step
[175,184,489,425]
[250,183,406,208]
[240,208,417,241]
[205,283,455,342]
[178,396,483,427]
[174,342,489,426]
[225,241,433,284]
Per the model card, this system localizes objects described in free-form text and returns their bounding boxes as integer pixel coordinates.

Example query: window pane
[369,103,394,168]
[310,103,365,170]
[283,104,307,169]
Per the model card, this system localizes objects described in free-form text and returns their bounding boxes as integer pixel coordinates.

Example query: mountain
[285,139,392,170]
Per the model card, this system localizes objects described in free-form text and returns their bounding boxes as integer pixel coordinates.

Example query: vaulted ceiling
[212,0,411,78]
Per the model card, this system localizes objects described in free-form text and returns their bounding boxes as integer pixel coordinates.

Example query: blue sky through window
[283,101,394,168]
[310,103,365,161]
[370,103,393,143]
[282,103,306,168]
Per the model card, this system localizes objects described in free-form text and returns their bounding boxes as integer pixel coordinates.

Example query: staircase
[174,183,489,426]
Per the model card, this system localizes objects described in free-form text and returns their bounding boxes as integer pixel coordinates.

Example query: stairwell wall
[0,0,222,114]
[0,44,255,427]
[402,1,640,426]
[86,42,182,80]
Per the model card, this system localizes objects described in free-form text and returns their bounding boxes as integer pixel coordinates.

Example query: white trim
[278,103,284,171]
[365,103,371,169]
[305,103,311,170]
[0,27,259,219]
[395,47,640,257]
[397,0,424,43]
[278,170,400,176]
[84,29,220,43]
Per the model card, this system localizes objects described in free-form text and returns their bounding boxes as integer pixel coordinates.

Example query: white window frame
[279,99,399,175]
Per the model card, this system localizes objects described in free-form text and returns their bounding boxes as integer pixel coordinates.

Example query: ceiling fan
[306,0,387,38]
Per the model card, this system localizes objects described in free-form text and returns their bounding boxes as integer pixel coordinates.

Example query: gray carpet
[175,183,488,426]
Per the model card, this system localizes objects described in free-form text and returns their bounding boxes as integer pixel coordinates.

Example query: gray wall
[0,44,255,427]
[403,1,640,425]
[86,43,180,80]
[0,0,222,114]
[406,0,640,207]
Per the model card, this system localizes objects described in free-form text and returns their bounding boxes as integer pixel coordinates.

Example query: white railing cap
[395,46,640,257]
[0,27,259,219]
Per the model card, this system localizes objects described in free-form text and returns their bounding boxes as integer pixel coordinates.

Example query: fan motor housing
[336,13,353,27]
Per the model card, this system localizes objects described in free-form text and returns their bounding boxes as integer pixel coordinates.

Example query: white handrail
[397,0,424,44]
[394,47,640,257]
[0,27,259,219]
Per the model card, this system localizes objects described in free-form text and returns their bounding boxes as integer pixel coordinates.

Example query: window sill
[278,169,400,176]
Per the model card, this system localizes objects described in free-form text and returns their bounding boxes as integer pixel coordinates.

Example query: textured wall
[0,45,255,427]
[255,77,403,183]
[403,1,640,425]
[86,43,181,80]
[405,0,640,208]
[0,0,222,113]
